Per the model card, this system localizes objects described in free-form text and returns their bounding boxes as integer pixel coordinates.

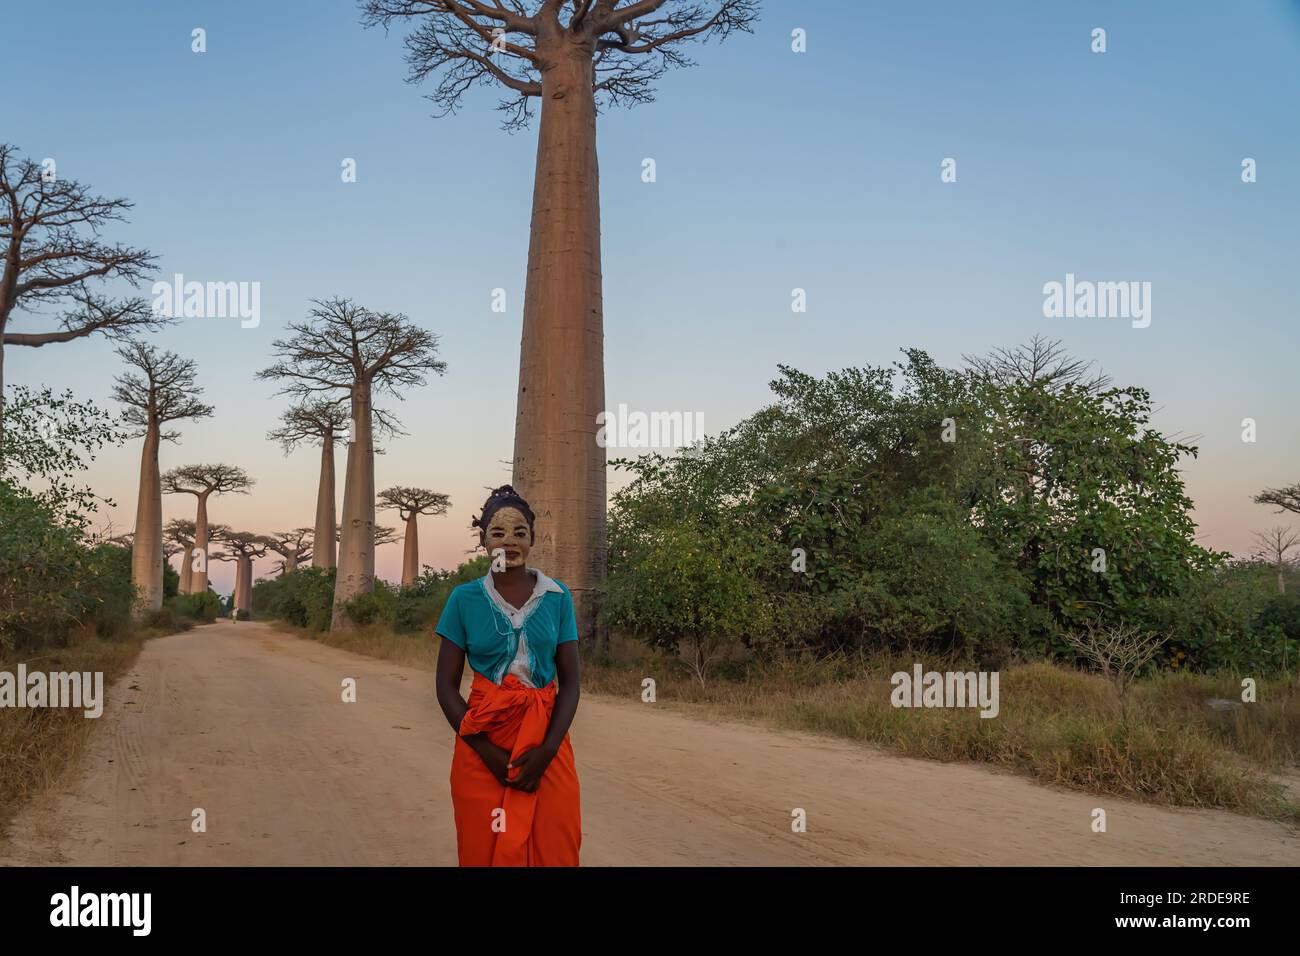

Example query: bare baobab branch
[359,0,758,128]
[965,336,1112,395]
[0,143,169,447]
[1254,483,1300,517]
[267,528,315,574]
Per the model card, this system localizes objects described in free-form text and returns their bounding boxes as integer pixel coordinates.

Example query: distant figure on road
[434,484,582,866]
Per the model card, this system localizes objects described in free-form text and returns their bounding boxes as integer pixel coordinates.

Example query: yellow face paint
[484,506,531,569]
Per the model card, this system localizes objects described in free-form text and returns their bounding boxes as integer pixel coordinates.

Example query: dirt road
[3,620,1298,866]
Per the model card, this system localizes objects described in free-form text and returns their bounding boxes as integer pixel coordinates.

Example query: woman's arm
[542,640,581,752]
[434,637,470,732]
[436,638,512,786]
[507,641,580,792]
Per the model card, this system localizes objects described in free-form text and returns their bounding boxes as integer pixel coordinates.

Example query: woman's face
[483,506,532,569]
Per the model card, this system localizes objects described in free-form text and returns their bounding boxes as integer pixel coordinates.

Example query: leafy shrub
[252,567,336,631]
[173,590,219,623]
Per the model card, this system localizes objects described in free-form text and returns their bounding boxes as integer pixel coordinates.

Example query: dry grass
[0,624,183,836]
[584,651,1300,823]
[271,621,440,671]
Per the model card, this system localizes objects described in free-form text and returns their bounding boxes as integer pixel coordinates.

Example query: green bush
[173,590,220,623]
[252,567,336,631]
[139,605,193,633]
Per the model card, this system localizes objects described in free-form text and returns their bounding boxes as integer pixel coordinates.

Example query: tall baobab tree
[378,486,451,586]
[219,531,273,616]
[268,528,314,575]
[259,298,445,630]
[1253,527,1299,595]
[112,343,213,616]
[361,0,760,643]
[268,400,357,569]
[0,144,169,449]
[162,464,254,593]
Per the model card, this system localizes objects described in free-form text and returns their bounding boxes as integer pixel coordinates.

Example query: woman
[434,484,582,867]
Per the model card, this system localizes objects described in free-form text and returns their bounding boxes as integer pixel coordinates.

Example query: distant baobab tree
[218,531,273,616]
[360,0,760,644]
[163,519,195,591]
[378,486,451,586]
[268,528,314,575]
[0,143,170,449]
[165,519,230,592]
[259,298,445,630]
[1253,526,1300,595]
[112,343,213,616]
[1254,483,1300,517]
[268,400,352,569]
[162,464,253,594]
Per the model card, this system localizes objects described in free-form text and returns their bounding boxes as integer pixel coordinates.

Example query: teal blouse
[435,568,578,688]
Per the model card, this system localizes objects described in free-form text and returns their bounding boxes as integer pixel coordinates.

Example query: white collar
[482,566,561,629]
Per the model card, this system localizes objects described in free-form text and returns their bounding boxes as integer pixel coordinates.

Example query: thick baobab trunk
[331,382,374,629]
[130,419,165,617]
[179,540,194,595]
[237,557,254,614]
[512,43,606,648]
[283,553,298,575]
[402,511,419,588]
[313,433,337,569]
[233,556,253,616]
[231,564,243,614]
[191,492,211,594]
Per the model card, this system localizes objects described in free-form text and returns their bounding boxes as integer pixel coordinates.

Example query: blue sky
[4,0,1299,592]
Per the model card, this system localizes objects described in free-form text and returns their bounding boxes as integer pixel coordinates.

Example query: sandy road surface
[3,620,1298,866]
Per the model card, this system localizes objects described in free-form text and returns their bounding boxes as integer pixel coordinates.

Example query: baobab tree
[1253,526,1300,595]
[219,531,273,616]
[268,400,353,569]
[361,0,760,643]
[165,519,230,592]
[268,528,314,575]
[163,519,196,592]
[111,343,213,616]
[378,486,451,586]
[1255,483,1300,517]
[162,464,254,594]
[0,144,169,449]
[259,298,445,630]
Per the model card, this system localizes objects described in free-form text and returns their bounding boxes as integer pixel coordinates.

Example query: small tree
[0,144,171,449]
[259,298,445,630]
[1062,619,1168,705]
[112,343,213,616]
[377,486,450,586]
[162,464,253,594]
[1253,526,1300,596]
[268,399,352,569]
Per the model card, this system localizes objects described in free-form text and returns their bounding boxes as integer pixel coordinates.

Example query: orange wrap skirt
[451,671,582,867]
